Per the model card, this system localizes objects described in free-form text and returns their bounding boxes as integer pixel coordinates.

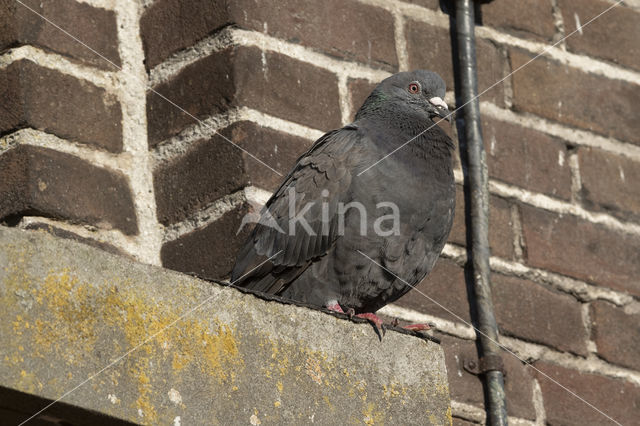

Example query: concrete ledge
[0,226,451,425]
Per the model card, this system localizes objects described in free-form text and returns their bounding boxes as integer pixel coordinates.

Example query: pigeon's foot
[390,318,434,333]
[325,300,345,313]
[402,323,432,332]
[355,312,385,338]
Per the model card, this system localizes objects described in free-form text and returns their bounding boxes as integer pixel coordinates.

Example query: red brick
[142,0,397,71]
[519,204,640,296]
[449,186,514,259]
[492,274,588,355]
[534,362,640,425]
[438,334,535,420]
[510,49,640,146]
[0,146,137,235]
[0,60,122,152]
[161,203,252,279]
[578,147,640,222]
[560,0,640,72]
[406,21,506,106]
[153,121,311,226]
[482,117,571,200]
[481,0,556,41]
[148,46,340,145]
[0,0,120,70]
[394,258,472,324]
[591,300,640,371]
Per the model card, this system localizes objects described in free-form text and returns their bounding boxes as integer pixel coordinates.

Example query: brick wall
[1,0,639,424]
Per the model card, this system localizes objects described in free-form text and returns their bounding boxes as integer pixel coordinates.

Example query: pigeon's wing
[231,124,363,294]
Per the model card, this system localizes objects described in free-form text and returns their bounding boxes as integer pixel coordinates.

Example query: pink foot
[402,323,432,332]
[356,312,385,337]
[326,301,345,313]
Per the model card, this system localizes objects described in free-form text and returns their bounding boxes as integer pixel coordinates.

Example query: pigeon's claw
[356,312,385,338]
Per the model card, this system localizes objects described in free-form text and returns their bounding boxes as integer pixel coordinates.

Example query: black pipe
[454,0,508,424]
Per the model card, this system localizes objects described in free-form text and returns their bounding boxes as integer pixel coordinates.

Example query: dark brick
[154,121,311,226]
[234,47,341,131]
[482,117,571,200]
[438,335,484,407]
[142,0,397,71]
[406,21,506,106]
[161,203,252,279]
[578,147,640,222]
[481,0,556,41]
[449,186,514,259]
[0,0,120,70]
[519,204,640,296]
[534,362,640,426]
[147,49,234,146]
[222,121,313,191]
[233,0,397,71]
[140,0,231,69]
[148,46,340,145]
[591,300,640,371]
[0,144,29,218]
[154,136,246,227]
[510,49,640,146]
[20,221,127,257]
[438,334,535,420]
[502,355,536,420]
[492,274,588,355]
[394,258,472,324]
[0,60,122,152]
[560,0,640,72]
[0,146,137,235]
[0,60,24,132]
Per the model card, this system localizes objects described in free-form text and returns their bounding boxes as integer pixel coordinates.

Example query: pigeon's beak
[428,97,451,122]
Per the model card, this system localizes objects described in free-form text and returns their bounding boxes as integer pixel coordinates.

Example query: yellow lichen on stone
[305,356,325,385]
[362,401,385,425]
[30,270,99,364]
[17,369,40,394]
[2,245,246,425]
[1,233,452,425]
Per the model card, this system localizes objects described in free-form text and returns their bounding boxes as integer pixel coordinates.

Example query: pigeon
[231,70,455,333]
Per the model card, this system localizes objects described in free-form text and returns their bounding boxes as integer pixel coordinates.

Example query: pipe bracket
[463,354,505,376]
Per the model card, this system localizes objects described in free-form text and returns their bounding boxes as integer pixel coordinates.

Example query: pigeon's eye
[408,83,420,94]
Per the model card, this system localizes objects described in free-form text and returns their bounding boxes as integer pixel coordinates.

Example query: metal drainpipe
[454,0,508,424]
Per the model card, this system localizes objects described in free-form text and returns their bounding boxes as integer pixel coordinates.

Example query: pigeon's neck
[356,100,455,154]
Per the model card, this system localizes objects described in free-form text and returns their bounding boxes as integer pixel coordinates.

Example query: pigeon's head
[356,70,450,122]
